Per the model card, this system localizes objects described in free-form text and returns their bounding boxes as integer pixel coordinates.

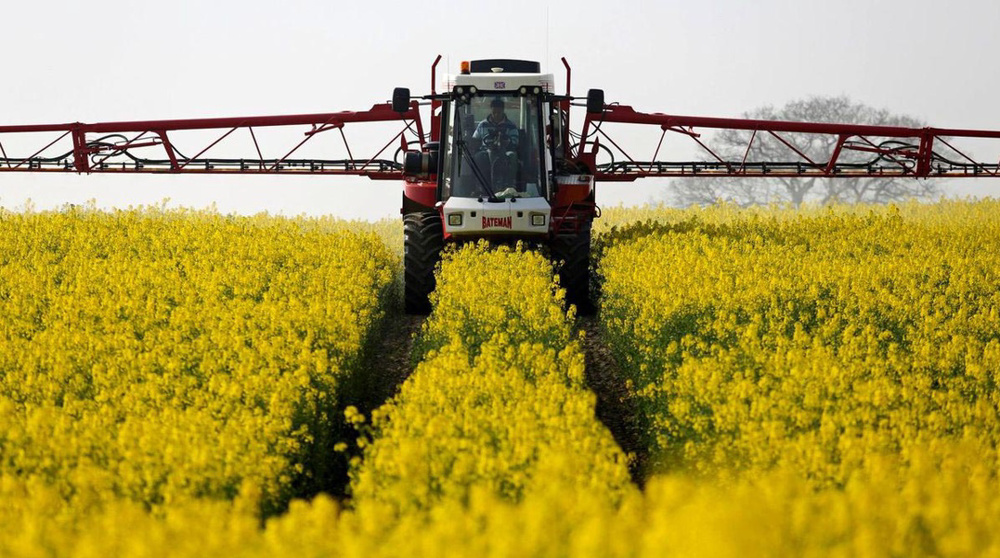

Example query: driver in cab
[472,97,519,194]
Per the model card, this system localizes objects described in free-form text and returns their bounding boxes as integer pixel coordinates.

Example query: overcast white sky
[2,0,1000,220]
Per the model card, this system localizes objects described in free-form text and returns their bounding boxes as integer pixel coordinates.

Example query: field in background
[1,201,999,556]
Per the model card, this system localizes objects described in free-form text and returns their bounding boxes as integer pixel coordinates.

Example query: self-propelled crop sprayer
[4,57,1000,313]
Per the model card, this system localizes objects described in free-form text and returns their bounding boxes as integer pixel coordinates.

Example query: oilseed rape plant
[0,205,397,518]
[3,200,1000,557]
[598,201,1000,485]
[348,242,633,519]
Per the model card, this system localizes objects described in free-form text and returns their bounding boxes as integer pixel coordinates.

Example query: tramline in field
[4,56,1000,313]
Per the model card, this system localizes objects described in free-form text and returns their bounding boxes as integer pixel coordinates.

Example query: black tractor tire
[403,212,444,315]
[551,220,594,315]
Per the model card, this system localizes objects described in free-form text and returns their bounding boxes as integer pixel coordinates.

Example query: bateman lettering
[482,216,513,229]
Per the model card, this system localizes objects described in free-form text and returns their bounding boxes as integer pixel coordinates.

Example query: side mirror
[392,87,411,113]
[586,89,605,114]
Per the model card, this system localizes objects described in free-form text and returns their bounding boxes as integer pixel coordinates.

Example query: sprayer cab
[396,58,596,313]
[433,60,562,237]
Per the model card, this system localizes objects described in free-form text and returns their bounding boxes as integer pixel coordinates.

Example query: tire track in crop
[315,307,424,503]
[359,311,425,413]
[578,315,648,486]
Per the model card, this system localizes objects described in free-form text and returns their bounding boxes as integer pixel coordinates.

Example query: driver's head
[490,98,505,120]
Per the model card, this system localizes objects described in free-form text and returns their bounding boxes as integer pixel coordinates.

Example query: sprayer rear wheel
[551,220,593,315]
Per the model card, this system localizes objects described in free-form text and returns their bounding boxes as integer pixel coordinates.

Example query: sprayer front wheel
[403,212,443,315]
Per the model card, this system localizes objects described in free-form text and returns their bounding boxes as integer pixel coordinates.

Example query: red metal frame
[561,57,573,152]
[429,55,443,144]
[0,103,423,179]
[579,105,1000,181]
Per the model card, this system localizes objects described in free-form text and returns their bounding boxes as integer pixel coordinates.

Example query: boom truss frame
[0,103,423,180]
[4,80,1000,189]
[580,105,1000,182]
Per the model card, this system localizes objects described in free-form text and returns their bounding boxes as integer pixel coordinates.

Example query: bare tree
[666,96,940,207]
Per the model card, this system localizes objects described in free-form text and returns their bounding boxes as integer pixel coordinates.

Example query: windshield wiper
[457,139,497,201]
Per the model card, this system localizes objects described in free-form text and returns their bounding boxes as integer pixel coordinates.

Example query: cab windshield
[441,93,544,199]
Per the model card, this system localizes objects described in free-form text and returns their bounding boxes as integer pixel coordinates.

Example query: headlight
[448,213,463,226]
[531,214,545,226]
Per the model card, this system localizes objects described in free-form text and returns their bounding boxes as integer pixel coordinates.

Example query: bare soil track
[358,312,426,412]
[309,310,424,505]
[578,315,648,486]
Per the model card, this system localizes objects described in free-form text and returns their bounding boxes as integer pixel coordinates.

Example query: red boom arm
[5,94,1000,187]
[0,102,423,180]
[580,105,1000,182]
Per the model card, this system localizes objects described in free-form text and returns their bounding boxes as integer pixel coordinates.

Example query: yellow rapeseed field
[347,242,633,519]
[0,206,397,520]
[599,201,1000,481]
[596,200,1000,554]
[2,200,1000,557]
